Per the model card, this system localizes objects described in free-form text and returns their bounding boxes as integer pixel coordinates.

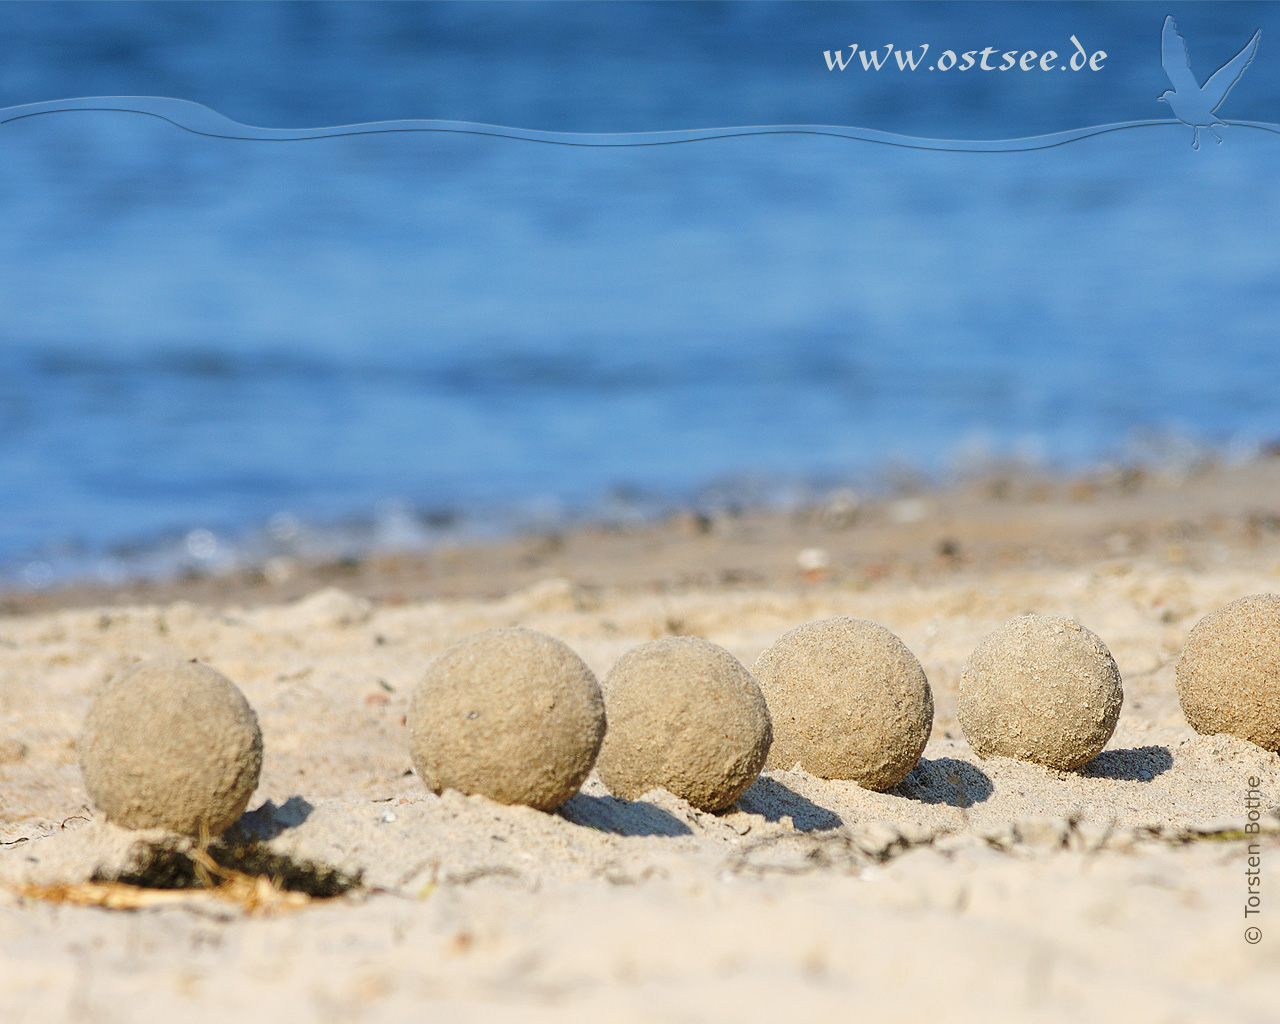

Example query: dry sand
[3,460,1280,1022]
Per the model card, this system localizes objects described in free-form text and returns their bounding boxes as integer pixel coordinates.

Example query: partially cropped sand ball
[959,615,1123,770]
[80,659,263,835]
[753,618,933,790]
[1177,594,1280,751]
[596,637,771,812]
[407,627,605,811]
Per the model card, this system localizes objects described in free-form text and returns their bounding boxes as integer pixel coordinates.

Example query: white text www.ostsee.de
[824,36,1106,72]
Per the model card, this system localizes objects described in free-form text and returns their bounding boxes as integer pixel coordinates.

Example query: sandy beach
[3,459,1279,1022]
[4,5,1278,1019]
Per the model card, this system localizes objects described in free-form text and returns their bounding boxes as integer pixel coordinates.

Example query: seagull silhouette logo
[1159,15,1261,149]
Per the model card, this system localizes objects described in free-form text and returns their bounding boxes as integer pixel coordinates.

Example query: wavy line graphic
[3,96,1280,152]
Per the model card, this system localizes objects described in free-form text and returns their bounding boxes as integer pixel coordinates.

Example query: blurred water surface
[1,2,1278,583]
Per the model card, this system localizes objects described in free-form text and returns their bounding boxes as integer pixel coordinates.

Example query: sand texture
[754,617,932,789]
[1177,594,1280,751]
[959,615,1123,770]
[4,468,1280,1021]
[596,636,771,811]
[79,659,263,835]
[407,627,605,810]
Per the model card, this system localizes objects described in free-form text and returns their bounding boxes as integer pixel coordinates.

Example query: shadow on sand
[736,776,843,831]
[558,793,694,837]
[232,795,315,841]
[1079,745,1173,781]
[892,758,994,808]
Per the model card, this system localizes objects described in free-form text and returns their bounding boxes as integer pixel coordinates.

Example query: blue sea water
[1,2,1279,584]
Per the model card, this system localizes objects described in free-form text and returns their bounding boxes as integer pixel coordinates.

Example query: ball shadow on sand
[736,777,843,832]
[231,796,315,841]
[892,758,994,808]
[558,793,694,837]
[1078,745,1174,781]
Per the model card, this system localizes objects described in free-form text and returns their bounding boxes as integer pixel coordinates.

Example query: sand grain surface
[2,547,1279,1021]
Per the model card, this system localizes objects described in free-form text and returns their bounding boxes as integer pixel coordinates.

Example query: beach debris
[668,509,713,536]
[796,548,831,582]
[1010,816,1073,849]
[796,548,830,572]
[79,659,263,836]
[959,615,1123,771]
[820,489,861,529]
[851,821,903,859]
[722,822,935,877]
[753,618,934,791]
[407,627,606,811]
[595,637,772,813]
[16,836,359,915]
[726,831,863,877]
[1176,594,1280,751]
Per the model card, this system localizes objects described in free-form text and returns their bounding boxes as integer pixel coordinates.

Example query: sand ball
[79,659,263,835]
[596,637,771,812]
[959,615,1122,770]
[753,617,933,790]
[407,627,605,811]
[1177,594,1280,751]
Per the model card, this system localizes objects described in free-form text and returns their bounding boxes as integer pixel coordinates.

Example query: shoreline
[5,453,1279,617]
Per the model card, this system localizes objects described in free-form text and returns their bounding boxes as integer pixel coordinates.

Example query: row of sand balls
[77,594,1280,835]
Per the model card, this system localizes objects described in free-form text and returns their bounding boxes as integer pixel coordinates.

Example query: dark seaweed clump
[92,838,362,898]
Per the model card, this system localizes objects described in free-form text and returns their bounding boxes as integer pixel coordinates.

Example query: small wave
[2,433,1270,591]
